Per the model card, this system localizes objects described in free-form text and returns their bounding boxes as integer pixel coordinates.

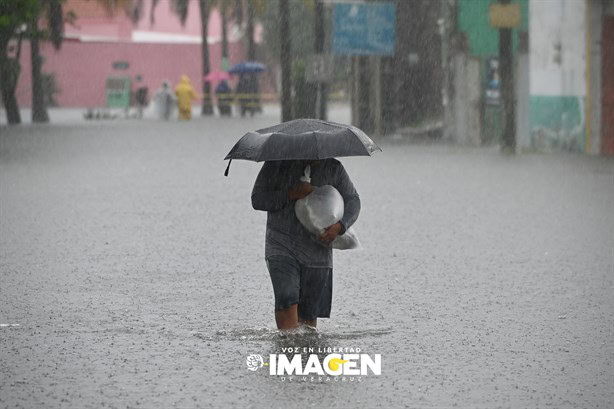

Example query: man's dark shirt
[251,159,360,268]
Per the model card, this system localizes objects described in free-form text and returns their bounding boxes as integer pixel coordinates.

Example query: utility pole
[280,0,292,122]
[439,0,452,140]
[499,0,516,152]
[199,0,214,116]
[314,0,327,120]
[357,55,372,132]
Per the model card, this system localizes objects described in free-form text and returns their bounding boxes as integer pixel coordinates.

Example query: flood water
[1,105,613,408]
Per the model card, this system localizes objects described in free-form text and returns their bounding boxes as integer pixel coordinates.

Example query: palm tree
[219,0,231,70]
[30,0,64,123]
[29,0,143,123]
[313,0,326,120]
[279,0,291,121]
[169,0,214,115]
[246,0,257,61]
[0,0,38,125]
[198,0,214,115]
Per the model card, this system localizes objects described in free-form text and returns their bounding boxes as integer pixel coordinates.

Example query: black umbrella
[223,119,381,176]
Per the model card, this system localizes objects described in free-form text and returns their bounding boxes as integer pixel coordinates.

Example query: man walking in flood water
[251,159,360,330]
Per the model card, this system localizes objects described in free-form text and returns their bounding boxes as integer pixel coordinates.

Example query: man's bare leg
[299,318,317,328]
[275,304,299,330]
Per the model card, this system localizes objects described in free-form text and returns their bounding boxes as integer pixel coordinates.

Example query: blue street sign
[332,2,396,56]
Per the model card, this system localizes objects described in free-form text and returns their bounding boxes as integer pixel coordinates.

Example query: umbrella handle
[224,159,232,177]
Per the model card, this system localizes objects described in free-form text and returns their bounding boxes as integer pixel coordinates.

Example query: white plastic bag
[294,165,360,250]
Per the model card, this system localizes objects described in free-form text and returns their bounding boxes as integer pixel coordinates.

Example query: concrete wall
[452,53,481,145]
[529,0,586,152]
[516,52,530,151]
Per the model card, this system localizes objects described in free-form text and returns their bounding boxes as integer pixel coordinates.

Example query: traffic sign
[332,2,396,56]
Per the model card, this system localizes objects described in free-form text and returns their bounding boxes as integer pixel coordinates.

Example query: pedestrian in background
[153,81,175,120]
[174,75,199,120]
[134,86,149,119]
[215,80,233,117]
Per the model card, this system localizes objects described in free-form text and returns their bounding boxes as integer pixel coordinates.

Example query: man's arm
[333,163,361,235]
[251,162,291,212]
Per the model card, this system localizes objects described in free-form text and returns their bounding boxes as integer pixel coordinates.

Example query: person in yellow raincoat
[174,75,199,120]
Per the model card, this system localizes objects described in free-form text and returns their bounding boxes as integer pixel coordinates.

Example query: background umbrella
[228,61,266,74]
[223,118,381,176]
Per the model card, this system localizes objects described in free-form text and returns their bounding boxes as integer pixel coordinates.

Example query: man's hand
[288,182,314,200]
[319,222,342,243]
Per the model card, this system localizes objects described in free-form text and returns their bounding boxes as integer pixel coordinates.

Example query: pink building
[14,0,265,108]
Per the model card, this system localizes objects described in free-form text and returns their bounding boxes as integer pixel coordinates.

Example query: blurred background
[1,0,613,155]
[1,1,613,408]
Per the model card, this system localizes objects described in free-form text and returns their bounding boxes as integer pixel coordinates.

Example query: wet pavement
[1,105,613,408]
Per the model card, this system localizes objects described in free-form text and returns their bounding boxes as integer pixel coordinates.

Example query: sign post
[332,2,396,133]
[332,2,396,56]
[490,1,520,152]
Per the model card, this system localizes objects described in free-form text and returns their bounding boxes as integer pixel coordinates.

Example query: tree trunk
[314,0,327,120]
[358,55,373,132]
[279,0,292,122]
[246,0,256,61]
[245,1,260,114]
[0,65,21,125]
[221,1,228,68]
[0,37,23,125]
[199,0,213,115]
[31,19,49,123]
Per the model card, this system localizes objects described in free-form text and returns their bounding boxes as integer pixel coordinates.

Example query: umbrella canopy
[223,119,381,176]
[228,61,266,74]
[203,71,231,84]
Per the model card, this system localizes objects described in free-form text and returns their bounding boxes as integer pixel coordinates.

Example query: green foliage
[170,0,189,26]
[0,0,38,43]
[43,0,65,49]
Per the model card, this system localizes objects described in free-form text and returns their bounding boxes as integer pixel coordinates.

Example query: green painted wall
[530,96,585,152]
[457,0,529,57]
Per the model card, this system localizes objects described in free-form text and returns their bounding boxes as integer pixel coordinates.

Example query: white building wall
[530,0,586,97]
[529,0,587,151]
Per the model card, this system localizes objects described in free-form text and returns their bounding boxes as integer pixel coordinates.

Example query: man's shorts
[265,255,333,321]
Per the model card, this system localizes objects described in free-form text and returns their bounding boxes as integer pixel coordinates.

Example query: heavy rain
[1,0,613,408]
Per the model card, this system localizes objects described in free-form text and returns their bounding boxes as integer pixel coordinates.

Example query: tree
[30,0,64,123]
[198,0,214,115]
[220,0,231,69]
[0,0,38,125]
[262,0,318,120]
[313,0,326,120]
[246,0,266,61]
[168,0,214,115]
[279,0,291,121]
[28,0,140,124]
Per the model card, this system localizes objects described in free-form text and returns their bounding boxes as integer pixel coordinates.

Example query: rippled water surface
[1,106,613,408]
